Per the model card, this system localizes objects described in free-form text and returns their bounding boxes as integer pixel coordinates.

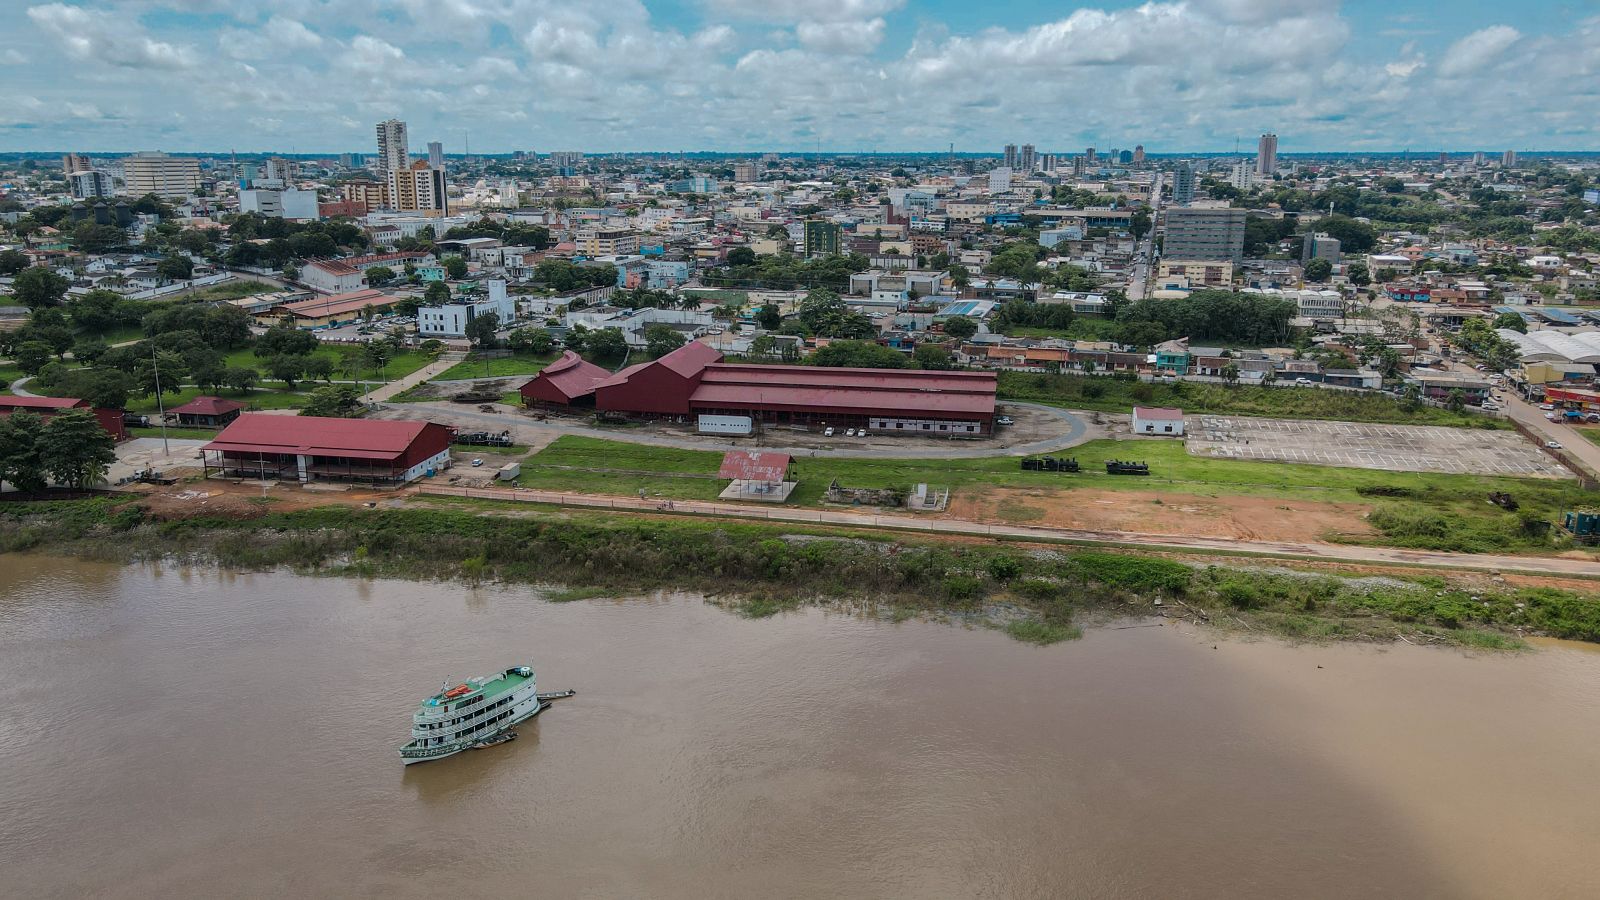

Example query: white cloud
[0,49,28,65]
[704,0,903,22]
[796,18,885,55]
[27,2,197,69]
[1438,25,1521,78]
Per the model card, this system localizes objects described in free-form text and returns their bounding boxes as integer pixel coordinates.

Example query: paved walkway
[383,399,1093,460]
[360,352,467,403]
[7,376,38,397]
[417,483,1600,579]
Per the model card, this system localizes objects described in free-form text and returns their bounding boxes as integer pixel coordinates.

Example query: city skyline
[1,1,1597,153]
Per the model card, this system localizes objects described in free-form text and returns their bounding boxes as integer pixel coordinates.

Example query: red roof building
[169,396,244,428]
[718,451,791,483]
[521,341,997,434]
[0,396,129,441]
[519,351,611,409]
[200,414,453,484]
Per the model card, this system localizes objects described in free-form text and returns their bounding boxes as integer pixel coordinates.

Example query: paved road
[383,399,1095,460]
[419,483,1600,579]
[7,376,38,397]
[1500,390,1600,482]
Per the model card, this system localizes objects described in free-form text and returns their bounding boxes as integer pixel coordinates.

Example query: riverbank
[4,496,1597,648]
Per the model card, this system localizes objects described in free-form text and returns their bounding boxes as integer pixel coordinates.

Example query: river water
[4,555,1600,899]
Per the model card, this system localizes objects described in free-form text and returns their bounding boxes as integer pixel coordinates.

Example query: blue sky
[1,0,1596,153]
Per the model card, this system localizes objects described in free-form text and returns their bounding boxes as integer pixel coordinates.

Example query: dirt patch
[127,480,400,520]
[946,486,1377,543]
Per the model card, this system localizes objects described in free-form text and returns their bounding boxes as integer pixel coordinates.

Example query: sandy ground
[945,486,1377,544]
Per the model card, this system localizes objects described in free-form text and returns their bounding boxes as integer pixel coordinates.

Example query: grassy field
[1580,428,1600,448]
[128,425,223,440]
[515,435,1592,554]
[186,280,278,302]
[125,386,310,414]
[998,371,1506,430]
[1003,318,1122,341]
[0,365,21,394]
[435,352,559,380]
[220,345,435,381]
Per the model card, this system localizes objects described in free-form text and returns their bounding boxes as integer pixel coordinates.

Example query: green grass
[998,371,1508,430]
[435,352,559,381]
[1003,619,1083,645]
[515,435,1592,554]
[126,386,310,413]
[185,280,277,302]
[219,346,435,381]
[1004,318,1123,342]
[1579,428,1600,448]
[128,425,224,440]
[0,365,21,394]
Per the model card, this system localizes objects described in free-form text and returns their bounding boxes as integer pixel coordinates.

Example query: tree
[254,326,318,358]
[0,249,28,276]
[748,334,778,360]
[423,281,451,305]
[727,247,757,266]
[812,340,907,369]
[12,266,70,309]
[303,355,335,383]
[1347,262,1371,287]
[943,315,979,340]
[1221,364,1240,385]
[464,311,501,348]
[1304,258,1333,282]
[39,410,116,490]
[188,350,227,392]
[72,222,127,253]
[223,366,258,393]
[299,385,363,418]
[364,337,400,377]
[442,255,469,279]
[1493,312,1528,333]
[267,355,305,390]
[1129,207,1152,241]
[0,411,47,494]
[797,288,874,339]
[756,303,781,330]
[1446,388,1465,412]
[14,341,52,376]
[586,327,629,360]
[156,255,194,281]
[912,344,955,370]
[507,326,554,355]
[134,351,189,398]
[1315,215,1378,254]
[644,323,687,357]
[67,289,124,335]
[364,265,395,286]
[77,369,132,409]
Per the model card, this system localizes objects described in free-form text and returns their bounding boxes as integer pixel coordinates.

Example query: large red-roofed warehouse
[519,342,997,435]
[200,414,452,485]
[519,351,610,409]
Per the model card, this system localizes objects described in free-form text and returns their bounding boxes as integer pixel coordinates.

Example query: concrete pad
[718,479,796,502]
[108,438,209,486]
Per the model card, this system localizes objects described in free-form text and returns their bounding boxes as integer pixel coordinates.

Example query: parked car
[1481,402,1501,411]
[996,416,1015,426]
[845,428,856,437]
[1539,404,1556,411]
[858,430,870,438]
[1294,377,1312,386]
[1546,441,1564,450]
[823,427,834,437]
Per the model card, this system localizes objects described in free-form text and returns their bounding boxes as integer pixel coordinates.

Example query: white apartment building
[417,280,515,338]
[123,152,200,198]
[376,119,409,176]
[577,227,640,256]
[239,188,319,220]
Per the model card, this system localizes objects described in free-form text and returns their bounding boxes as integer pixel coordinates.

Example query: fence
[1507,418,1599,489]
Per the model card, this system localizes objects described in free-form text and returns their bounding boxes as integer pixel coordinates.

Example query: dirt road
[418,483,1600,579]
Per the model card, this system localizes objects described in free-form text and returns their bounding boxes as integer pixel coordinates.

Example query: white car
[1294,378,1312,386]
[996,416,1015,426]
[1539,404,1556,411]
[823,427,835,437]
[1546,441,1564,450]
[845,428,857,437]
[858,430,870,438]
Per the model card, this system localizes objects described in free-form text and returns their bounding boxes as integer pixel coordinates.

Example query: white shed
[1132,406,1185,436]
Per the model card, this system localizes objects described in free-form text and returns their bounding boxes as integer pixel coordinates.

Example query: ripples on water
[2,555,1598,899]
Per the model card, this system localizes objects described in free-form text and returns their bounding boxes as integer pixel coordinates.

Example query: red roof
[531,351,611,400]
[0,396,90,411]
[690,364,997,417]
[170,396,244,416]
[274,289,390,319]
[719,451,791,482]
[657,341,723,378]
[202,414,437,459]
[1133,406,1184,420]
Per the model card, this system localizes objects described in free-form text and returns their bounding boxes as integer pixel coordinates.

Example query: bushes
[1064,553,1192,594]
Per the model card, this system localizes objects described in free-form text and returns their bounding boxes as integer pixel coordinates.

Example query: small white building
[417,280,515,338]
[1132,406,1185,436]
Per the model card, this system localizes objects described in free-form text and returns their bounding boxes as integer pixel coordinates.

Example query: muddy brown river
[3,555,1599,899]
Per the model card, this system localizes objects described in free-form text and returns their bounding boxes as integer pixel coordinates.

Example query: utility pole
[150,345,169,456]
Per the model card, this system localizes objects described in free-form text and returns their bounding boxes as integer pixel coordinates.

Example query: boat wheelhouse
[398,665,543,765]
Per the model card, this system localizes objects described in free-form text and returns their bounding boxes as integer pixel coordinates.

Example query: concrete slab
[108,438,209,486]
[718,479,796,502]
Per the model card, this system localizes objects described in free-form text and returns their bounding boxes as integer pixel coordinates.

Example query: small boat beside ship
[397,664,574,765]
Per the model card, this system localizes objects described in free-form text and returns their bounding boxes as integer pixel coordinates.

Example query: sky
[1,0,1597,154]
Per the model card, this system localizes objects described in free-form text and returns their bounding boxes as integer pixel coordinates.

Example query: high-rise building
[428,141,444,168]
[1164,206,1247,263]
[69,170,115,200]
[1172,164,1195,204]
[988,167,1012,194]
[803,219,842,258]
[549,151,584,169]
[1502,150,1519,168]
[1019,144,1036,173]
[732,160,759,182]
[1085,147,1097,165]
[376,119,409,176]
[388,160,449,215]
[1301,232,1341,264]
[262,156,296,183]
[1256,133,1278,176]
[123,151,201,198]
[62,153,91,174]
[1040,154,1057,173]
[1003,144,1018,169]
[1118,149,1134,165]
[1072,155,1088,176]
[1228,159,1256,191]
[1473,151,1486,167]
[1133,145,1145,166]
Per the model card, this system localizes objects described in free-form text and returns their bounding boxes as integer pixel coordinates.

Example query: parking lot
[1184,416,1572,478]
